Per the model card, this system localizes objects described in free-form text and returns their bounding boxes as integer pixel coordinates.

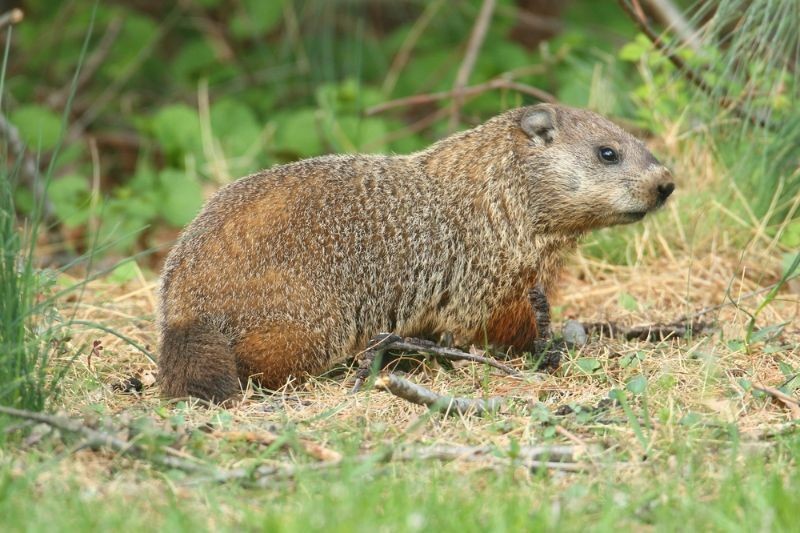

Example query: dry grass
[45,215,799,487]
[8,132,797,518]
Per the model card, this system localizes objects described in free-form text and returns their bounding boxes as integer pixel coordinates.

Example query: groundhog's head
[518,103,674,232]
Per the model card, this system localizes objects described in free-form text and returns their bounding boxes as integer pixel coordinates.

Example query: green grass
[2,434,800,532]
[1,3,799,531]
[0,10,95,411]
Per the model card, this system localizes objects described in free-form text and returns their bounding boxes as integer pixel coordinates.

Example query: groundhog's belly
[387,284,539,353]
[481,297,539,349]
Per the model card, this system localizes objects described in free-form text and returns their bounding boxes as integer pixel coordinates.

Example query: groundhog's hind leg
[158,322,240,403]
[233,324,329,391]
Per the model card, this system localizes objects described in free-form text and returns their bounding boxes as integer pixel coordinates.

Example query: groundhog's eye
[598,147,619,164]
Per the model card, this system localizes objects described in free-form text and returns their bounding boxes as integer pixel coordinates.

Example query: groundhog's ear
[521,106,556,145]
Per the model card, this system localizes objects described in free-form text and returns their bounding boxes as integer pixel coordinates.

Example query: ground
[2,139,799,531]
[2,218,798,530]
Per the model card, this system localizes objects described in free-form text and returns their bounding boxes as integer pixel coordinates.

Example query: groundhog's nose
[656,182,675,203]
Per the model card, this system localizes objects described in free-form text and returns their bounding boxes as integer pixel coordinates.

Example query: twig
[0,405,596,488]
[0,405,315,487]
[393,443,593,472]
[642,0,700,50]
[743,421,800,441]
[382,0,446,95]
[375,373,504,416]
[676,282,792,323]
[449,0,496,130]
[351,333,520,394]
[752,383,800,420]
[0,405,212,475]
[582,320,714,341]
[47,16,123,108]
[395,443,580,463]
[68,7,180,140]
[387,338,521,376]
[617,0,768,129]
[0,8,23,30]
[212,430,342,463]
[368,77,556,115]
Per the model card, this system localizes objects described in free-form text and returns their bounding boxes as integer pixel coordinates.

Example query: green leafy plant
[0,18,93,410]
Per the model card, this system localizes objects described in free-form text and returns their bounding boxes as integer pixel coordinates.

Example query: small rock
[562,319,588,347]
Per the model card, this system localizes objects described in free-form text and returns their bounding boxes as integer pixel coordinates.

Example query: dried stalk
[449,0,496,129]
[375,373,503,416]
[0,8,23,30]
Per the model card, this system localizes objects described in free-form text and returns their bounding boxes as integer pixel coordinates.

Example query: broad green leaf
[104,12,159,79]
[11,105,62,151]
[626,374,647,395]
[158,168,205,227]
[576,358,602,373]
[49,174,91,228]
[679,412,701,426]
[151,104,202,162]
[779,362,796,378]
[274,109,323,158]
[619,34,652,62]
[620,351,646,368]
[618,292,639,312]
[96,198,152,252]
[172,38,218,82]
[749,322,788,344]
[108,261,140,284]
[608,388,625,402]
[327,115,388,153]
[779,223,800,249]
[727,340,745,352]
[210,99,262,158]
[231,0,287,38]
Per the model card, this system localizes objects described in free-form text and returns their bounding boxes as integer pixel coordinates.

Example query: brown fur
[157,104,674,402]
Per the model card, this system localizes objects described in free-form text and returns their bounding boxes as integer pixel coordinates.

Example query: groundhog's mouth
[619,211,648,223]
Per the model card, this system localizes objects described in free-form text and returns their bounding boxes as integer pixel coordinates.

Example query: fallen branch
[752,383,800,420]
[393,443,594,472]
[0,405,211,475]
[582,320,714,341]
[387,338,520,376]
[351,333,521,393]
[0,405,592,489]
[213,430,342,463]
[375,373,503,416]
[367,77,556,115]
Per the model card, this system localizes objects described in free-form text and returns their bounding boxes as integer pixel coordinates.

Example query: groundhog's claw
[528,284,564,371]
[350,333,403,394]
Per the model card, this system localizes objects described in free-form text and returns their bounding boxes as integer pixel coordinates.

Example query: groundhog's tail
[158,322,239,403]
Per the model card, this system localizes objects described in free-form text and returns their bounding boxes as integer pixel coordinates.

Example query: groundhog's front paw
[531,338,565,371]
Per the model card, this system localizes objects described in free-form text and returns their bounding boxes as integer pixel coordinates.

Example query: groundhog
[158,103,674,402]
